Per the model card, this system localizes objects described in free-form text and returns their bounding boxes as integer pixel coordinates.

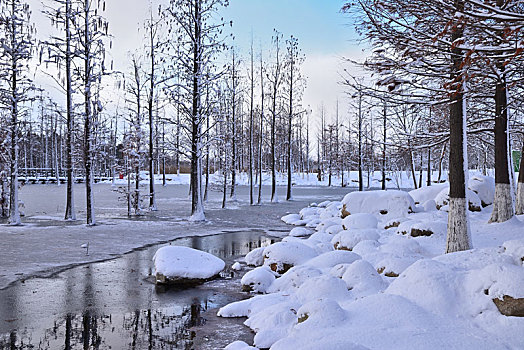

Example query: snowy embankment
[92,170,496,188]
[219,176,524,350]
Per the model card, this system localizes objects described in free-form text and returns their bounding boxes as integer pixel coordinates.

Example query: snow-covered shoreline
[220,181,524,350]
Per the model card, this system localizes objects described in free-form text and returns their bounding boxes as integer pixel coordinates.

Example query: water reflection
[0,231,275,349]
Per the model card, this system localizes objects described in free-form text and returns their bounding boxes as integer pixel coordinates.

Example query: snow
[220,186,524,349]
[341,190,415,219]
[245,247,265,267]
[408,183,448,204]
[153,246,225,282]
[262,241,318,273]
[232,262,242,270]
[289,227,312,237]
[241,266,277,293]
[469,175,495,206]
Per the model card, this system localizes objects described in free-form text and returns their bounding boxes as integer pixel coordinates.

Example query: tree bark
[489,72,514,223]
[515,142,524,215]
[446,0,471,253]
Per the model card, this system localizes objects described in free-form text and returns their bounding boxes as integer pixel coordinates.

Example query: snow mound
[304,250,361,269]
[468,175,495,206]
[268,265,323,293]
[245,247,265,267]
[241,266,277,293]
[341,190,415,218]
[332,229,380,251]
[342,213,378,230]
[435,187,482,212]
[503,238,524,265]
[295,274,351,303]
[408,184,448,204]
[396,219,447,237]
[224,341,257,350]
[263,241,318,274]
[281,213,301,224]
[231,262,242,271]
[341,260,387,296]
[153,246,225,284]
[289,227,312,237]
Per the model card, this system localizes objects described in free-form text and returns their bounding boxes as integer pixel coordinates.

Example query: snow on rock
[304,250,361,269]
[299,206,320,219]
[245,247,265,267]
[268,265,323,294]
[408,183,448,205]
[342,213,378,230]
[332,229,380,251]
[341,260,387,297]
[435,187,482,212]
[385,259,462,316]
[231,262,242,271]
[289,227,312,237]
[468,175,495,207]
[296,298,347,328]
[153,246,225,285]
[224,341,258,350]
[341,190,415,218]
[263,241,318,274]
[281,213,302,225]
[241,266,277,293]
[502,238,524,265]
[396,219,447,237]
[295,274,351,303]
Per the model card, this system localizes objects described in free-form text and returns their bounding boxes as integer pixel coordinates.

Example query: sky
[31,0,366,127]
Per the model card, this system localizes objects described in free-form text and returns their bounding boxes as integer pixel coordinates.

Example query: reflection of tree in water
[1,299,210,349]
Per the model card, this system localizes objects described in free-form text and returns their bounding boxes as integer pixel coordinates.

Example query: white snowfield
[153,246,225,283]
[221,180,524,350]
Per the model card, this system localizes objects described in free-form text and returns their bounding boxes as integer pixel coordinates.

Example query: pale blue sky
[31,0,365,124]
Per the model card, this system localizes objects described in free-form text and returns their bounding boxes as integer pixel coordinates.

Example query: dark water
[0,231,277,349]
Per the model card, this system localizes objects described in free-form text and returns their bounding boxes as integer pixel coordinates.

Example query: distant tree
[166,0,229,220]
[0,0,36,225]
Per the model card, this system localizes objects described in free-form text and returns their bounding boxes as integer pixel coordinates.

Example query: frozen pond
[0,231,278,349]
[1,183,352,349]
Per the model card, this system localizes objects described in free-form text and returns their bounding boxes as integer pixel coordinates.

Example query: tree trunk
[446,1,471,253]
[515,142,524,215]
[489,74,514,223]
[190,0,205,221]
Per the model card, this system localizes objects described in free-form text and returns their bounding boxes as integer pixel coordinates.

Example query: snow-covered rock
[341,190,415,218]
[245,247,265,267]
[153,246,225,285]
[241,266,277,293]
[263,241,318,274]
[224,341,257,350]
[231,262,242,271]
[289,227,312,237]
[281,213,302,224]
[435,187,482,212]
[468,175,495,207]
[332,229,380,251]
[304,250,361,269]
[342,213,378,230]
[408,183,448,204]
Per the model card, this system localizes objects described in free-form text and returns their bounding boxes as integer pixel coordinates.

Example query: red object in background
[119,173,124,179]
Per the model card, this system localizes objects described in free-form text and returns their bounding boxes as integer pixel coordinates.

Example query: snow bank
[153,246,225,284]
[220,189,524,349]
[341,190,415,218]
[468,175,495,206]
[408,183,448,205]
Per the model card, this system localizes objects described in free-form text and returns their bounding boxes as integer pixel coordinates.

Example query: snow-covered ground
[0,183,350,290]
[219,179,524,349]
